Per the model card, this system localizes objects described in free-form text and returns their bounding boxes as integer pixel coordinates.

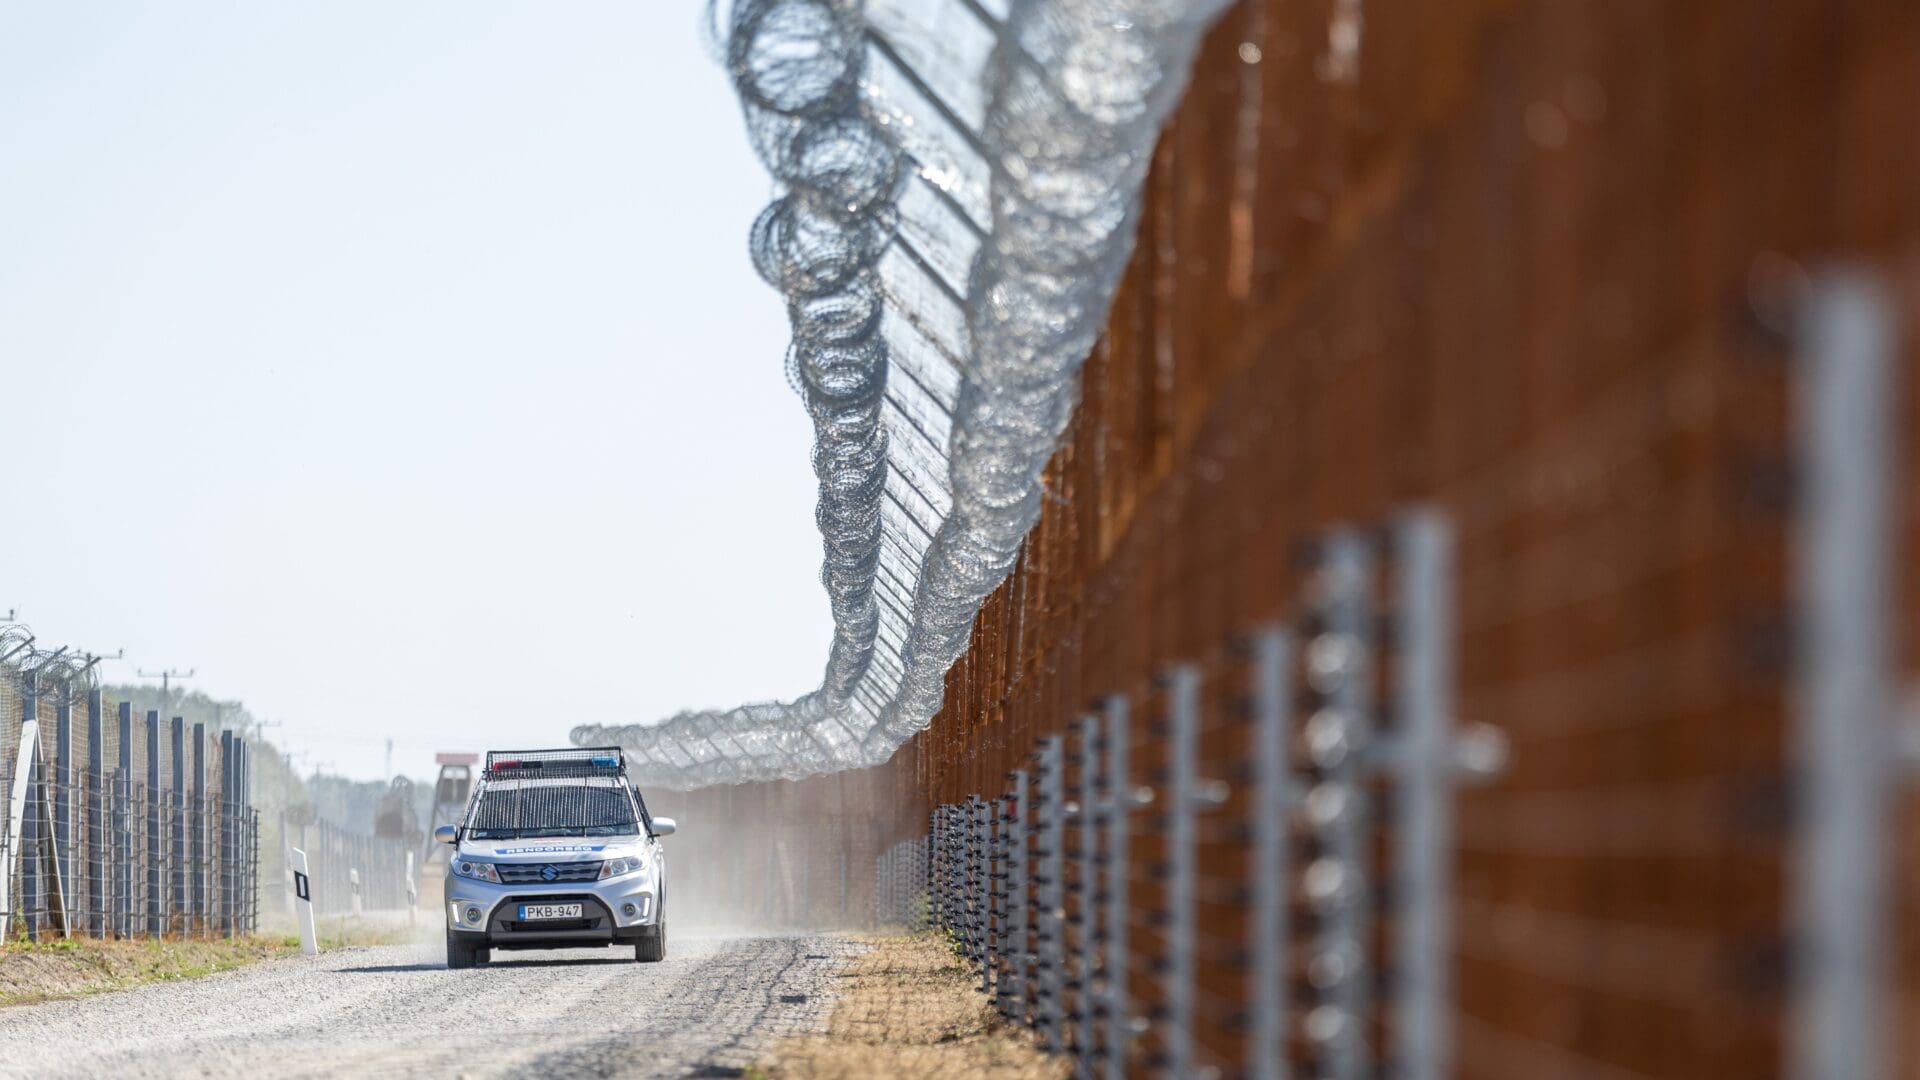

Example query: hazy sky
[0,2,830,779]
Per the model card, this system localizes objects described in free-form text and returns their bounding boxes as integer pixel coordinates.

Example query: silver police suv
[433,747,673,968]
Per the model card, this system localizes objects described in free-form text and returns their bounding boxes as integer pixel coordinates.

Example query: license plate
[518,903,582,921]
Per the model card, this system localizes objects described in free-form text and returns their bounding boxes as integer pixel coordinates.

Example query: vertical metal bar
[1037,736,1066,1052]
[1393,512,1453,1080]
[1163,666,1200,1077]
[87,690,103,938]
[221,730,234,935]
[1309,532,1374,1079]
[1075,714,1101,1074]
[1075,714,1105,1068]
[243,742,255,932]
[1103,695,1131,1080]
[146,710,161,938]
[928,808,941,929]
[995,792,1012,1006]
[1791,273,1897,1080]
[1006,769,1030,1023]
[115,701,131,938]
[191,723,205,934]
[985,797,1001,987]
[170,716,185,929]
[1250,628,1292,1080]
[977,797,993,992]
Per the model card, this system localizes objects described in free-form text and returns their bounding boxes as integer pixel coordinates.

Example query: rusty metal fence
[679,1,1919,1077]
[925,510,1508,1077]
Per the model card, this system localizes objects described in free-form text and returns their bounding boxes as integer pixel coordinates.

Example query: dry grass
[0,921,412,1006]
[756,932,1067,1079]
[0,936,289,1006]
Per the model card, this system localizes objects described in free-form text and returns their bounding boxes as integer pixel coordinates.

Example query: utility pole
[385,738,394,778]
[135,667,195,716]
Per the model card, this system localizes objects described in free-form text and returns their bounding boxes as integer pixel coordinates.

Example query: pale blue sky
[0,2,829,778]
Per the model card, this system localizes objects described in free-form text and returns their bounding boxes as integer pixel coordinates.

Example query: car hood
[457,837,645,862]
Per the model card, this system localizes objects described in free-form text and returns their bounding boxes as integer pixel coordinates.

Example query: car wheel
[446,932,477,970]
[475,946,492,965]
[635,923,666,963]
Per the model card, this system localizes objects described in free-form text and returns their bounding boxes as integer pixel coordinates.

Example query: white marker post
[405,852,417,927]
[0,719,40,941]
[349,867,362,918]
[289,846,319,956]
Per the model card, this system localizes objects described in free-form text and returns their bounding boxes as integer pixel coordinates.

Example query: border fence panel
[1,684,261,942]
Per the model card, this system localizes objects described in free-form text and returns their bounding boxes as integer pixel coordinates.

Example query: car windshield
[465,780,640,840]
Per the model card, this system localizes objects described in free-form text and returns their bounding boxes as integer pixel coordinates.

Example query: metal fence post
[1004,770,1030,1023]
[146,709,161,938]
[1162,667,1201,1077]
[974,795,992,990]
[1035,736,1066,1053]
[114,701,131,938]
[1305,531,1375,1079]
[994,793,1013,1005]
[1392,511,1456,1080]
[86,689,103,937]
[1073,715,1103,1076]
[191,722,205,934]
[960,799,975,958]
[1250,627,1292,1080]
[244,739,254,931]
[1791,273,1898,1080]
[170,716,185,931]
[221,730,235,935]
[986,797,1003,987]
[1102,695,1131,1080]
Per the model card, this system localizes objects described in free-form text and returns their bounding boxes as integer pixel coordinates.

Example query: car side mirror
[651,817,677,837]
[433,824,458,844]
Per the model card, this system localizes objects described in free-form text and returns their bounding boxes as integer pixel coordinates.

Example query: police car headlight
[599,854,648,879]
[454,859,500,883]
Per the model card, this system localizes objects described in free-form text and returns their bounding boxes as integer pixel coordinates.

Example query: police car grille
[497,862,602,884]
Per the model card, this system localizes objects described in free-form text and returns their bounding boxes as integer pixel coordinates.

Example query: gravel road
[0,933,863,1079]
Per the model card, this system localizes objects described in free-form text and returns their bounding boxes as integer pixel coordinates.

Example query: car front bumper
[445,874,659,949]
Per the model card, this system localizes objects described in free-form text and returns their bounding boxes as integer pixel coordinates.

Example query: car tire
[475,946,492,965]
[635,923,666,963]
[446,933,478,970]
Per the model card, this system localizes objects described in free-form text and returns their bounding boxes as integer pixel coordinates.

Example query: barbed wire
[577,0,1232,788]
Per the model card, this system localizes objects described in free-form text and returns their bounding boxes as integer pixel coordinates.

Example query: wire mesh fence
[1,690,261,941]
[277,817,414,917]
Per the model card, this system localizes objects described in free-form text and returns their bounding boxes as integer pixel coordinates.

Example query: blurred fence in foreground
[678,0,1919,1076]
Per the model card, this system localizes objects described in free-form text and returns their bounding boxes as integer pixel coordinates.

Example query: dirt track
[0,933,861,1079]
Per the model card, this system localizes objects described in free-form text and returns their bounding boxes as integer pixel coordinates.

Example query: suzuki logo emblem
[540,865,559,881]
